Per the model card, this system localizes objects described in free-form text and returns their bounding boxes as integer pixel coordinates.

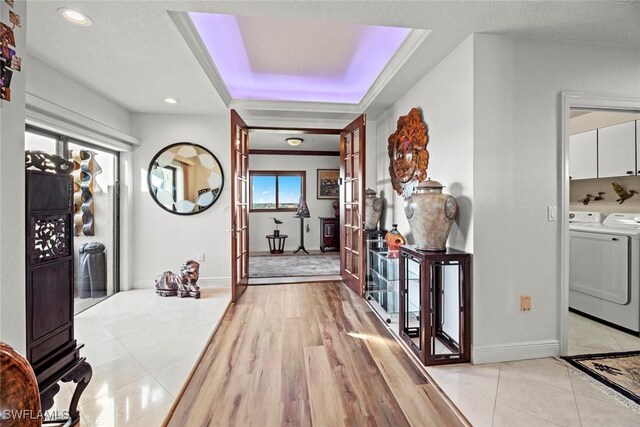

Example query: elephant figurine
[155,260,201,299]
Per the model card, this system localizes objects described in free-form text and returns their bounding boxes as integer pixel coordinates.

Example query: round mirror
[148,143,224,215]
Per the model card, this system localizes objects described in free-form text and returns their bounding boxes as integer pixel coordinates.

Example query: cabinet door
[598,121,636,178]
[569,130,597,180]
[637,121,640,175]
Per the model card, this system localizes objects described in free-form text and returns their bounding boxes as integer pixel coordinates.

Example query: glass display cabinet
[365,230,395,322]
[399,245,471,365]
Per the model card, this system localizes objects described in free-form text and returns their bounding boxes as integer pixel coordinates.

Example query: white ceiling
[249,132,339,151]
[237,15,366,77]
[27,1,640,122]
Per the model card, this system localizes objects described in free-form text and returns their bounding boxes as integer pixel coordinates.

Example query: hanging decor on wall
[147,143,224,215]
[387,107,429,198]
[0,0,22,102]
[72,150,102,236]
[612,181,638,204]
[317,169,339,199]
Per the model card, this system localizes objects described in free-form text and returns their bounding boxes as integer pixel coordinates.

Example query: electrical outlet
[197,252,205,262]
[520,295,531,311]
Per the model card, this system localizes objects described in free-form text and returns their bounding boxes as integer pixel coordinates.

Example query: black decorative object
[25,150,73,174]
[271,217,282,237]
[293,196,310,254]
[25,152,92,426]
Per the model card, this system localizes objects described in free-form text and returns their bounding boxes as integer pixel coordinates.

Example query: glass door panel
[431,261,462,357]
[67,142,119,314]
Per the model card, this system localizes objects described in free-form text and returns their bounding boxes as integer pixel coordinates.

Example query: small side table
[266,234,288,254]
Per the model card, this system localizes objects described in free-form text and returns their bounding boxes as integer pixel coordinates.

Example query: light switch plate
[548,206,557,221]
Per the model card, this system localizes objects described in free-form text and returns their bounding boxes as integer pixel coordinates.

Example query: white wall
[375,35,474,253]
[0,0,27,353]
[26,53,133,136]
[131,114,231,287]
[25,52,138,292]
[472,35,640,363]
[248,154,340,252]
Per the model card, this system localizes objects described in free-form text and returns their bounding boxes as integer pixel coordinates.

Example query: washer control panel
[569,211,603,224]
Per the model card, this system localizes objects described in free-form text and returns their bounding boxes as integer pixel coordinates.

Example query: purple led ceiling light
[189,13,411,104]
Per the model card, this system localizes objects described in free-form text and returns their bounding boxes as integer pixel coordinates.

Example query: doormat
[562,350,640,406]
[249,254,340,278]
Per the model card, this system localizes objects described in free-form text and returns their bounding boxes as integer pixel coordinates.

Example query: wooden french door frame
[229,115,368,298]
[231,110,250,302]
[340,115,366,295]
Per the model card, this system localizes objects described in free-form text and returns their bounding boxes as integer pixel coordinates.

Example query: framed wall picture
[317,169,339,199]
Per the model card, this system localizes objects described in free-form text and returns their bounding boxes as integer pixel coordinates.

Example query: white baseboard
[133,276,231,289]
[471,339,559,364]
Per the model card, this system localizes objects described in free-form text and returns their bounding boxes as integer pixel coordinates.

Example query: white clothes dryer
[569,212,640,334]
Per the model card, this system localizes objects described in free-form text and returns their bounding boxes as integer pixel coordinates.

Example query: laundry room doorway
[560,93,640,357]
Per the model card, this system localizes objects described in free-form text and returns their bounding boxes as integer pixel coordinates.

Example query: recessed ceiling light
[57,8,93,27]
[164,98,179,104]
[286,138,303,147]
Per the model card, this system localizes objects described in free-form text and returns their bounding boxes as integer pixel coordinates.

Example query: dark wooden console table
[266,234,288,254]
[399,245,471,366]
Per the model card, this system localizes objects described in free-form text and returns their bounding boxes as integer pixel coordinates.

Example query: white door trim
[559,92,640,355]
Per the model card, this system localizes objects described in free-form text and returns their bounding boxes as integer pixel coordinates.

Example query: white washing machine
[569,211,640,334]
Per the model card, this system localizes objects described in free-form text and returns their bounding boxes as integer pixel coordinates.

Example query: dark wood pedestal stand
[293,215,309,254]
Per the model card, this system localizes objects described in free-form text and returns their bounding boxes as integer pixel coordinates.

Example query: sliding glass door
[25,127,120,314]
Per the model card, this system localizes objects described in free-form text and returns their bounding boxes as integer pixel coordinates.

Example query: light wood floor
[166,282,465,426]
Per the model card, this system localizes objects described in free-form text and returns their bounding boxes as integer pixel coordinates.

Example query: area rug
[562,350,640,405]
[249,254,340,278]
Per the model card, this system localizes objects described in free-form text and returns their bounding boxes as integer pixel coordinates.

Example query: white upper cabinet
[637,120,640,176]
[570,130,597,180]
[598,121,636,178]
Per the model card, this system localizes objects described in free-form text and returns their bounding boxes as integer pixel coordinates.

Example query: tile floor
[427,313,640,426]
[368,298,640,426]
[51,286,640,426]
[568,311,640,355]
[50,286,230,426]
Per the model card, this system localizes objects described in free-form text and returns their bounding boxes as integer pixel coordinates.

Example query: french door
[230,110,249,302]
[340,115,366,295]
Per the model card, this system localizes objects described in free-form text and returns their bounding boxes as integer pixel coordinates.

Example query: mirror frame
[147,142,224,216]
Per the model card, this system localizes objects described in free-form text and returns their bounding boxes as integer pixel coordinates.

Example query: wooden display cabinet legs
[40,361,92,426]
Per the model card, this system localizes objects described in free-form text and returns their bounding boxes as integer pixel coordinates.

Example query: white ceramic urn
[404,179,458,251]
[364,188,384,230]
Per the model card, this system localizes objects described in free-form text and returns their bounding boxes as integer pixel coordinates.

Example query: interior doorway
[246,131,342,282]
[560,93,640,356]
[230,111,367,299]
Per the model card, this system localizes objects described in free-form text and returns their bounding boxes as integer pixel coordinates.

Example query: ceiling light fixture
[164,98,179,104]
[57,8,93,26]
[286,138,303,147]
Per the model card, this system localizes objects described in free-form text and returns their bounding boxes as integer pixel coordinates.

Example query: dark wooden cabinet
[25,155,92,426]
[319,217,339,252]
[399,246,471,366]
